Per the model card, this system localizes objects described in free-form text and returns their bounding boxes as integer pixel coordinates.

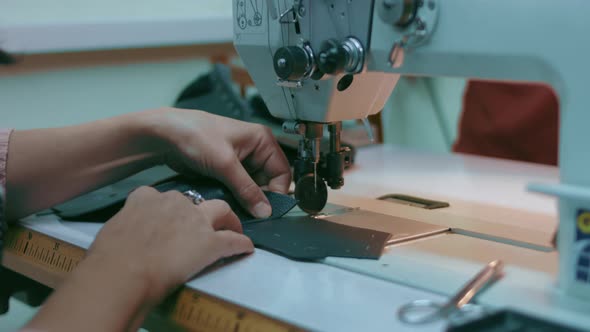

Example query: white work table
[15,145,590,331]
[341,145,558,215]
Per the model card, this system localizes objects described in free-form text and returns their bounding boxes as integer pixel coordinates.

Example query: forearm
[24,255,155,332]
[5,113,165,220]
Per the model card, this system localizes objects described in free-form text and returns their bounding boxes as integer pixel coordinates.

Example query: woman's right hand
[86,186,254,303]
[25,186,253,332]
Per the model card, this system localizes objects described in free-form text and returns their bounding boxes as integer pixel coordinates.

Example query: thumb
[216,156,272,219]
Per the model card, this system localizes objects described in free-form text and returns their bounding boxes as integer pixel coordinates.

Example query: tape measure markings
[4,226,84,274]
[3,225,306,332]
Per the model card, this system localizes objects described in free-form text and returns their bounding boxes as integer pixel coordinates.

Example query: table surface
[0,0,234,53]
[18,145,590,332]
[342,145,558,215]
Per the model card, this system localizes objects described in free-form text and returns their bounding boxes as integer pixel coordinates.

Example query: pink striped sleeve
[0,129,13,186]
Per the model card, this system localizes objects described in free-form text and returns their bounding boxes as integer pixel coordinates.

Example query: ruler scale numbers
[3,226,305,332]
[4,227,83,274]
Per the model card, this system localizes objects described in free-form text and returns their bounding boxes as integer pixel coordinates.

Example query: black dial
[273,46,310,81]
[317,39,347,75]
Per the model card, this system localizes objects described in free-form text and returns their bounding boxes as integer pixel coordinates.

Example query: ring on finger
[183,190,205,205]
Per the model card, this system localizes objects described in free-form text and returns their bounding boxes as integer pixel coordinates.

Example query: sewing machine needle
[313,163,317,191]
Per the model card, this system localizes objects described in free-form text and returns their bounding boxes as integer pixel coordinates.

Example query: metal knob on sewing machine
[273,46,313,82]
[317,37,365,76]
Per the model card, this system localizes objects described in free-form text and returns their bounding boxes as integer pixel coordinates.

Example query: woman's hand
[140,108,292,219]
[6,107,290,221]
[25,186,253,332]
[88,186,254,301]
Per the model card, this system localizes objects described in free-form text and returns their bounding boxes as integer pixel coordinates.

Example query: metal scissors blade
[397,260,504,324]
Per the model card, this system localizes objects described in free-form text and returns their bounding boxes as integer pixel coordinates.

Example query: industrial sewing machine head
[233,0,590,302]
[233,0,402,214]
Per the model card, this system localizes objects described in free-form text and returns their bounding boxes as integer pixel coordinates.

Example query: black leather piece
[49,169,389,261]
[154,177,296,223]
[242,191,298,224]
[243,216,392,260]
[52,166,177,220]
[52,174,296,223]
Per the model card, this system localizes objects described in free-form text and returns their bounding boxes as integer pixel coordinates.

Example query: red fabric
[453,81,559,165]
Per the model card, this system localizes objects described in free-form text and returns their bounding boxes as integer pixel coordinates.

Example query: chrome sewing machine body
[233,0,400,214]
[233,0,590,301]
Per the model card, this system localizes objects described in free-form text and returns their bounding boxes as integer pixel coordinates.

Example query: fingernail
[253,202,272,219]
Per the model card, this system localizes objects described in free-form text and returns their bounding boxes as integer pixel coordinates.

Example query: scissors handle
[449,260,504,309]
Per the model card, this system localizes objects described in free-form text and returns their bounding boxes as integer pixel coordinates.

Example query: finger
[123,186,160,211]
[198,200,243,233]
[161,190,197,210]
[251,171,270,187]
[266,169,292,194]
[215,156,272,219]
[163,189,191,201]
[214,230,255,258]
[242,129,291,194]
[127,186,159,202]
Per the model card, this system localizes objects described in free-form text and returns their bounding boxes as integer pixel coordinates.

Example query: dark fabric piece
[0,49,16,65]
[157,178,296,223]
[454,81,559,165]
[52,166,177,220]
[243,216,392,260]
[241,191,297,224]
[52,173,296,224]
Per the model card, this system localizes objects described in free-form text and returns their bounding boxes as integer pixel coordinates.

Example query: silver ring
[183,190,205,205]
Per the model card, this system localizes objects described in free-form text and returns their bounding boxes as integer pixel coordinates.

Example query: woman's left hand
[140,108,292,219]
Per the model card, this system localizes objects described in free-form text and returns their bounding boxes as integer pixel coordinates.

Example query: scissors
[397,260,504,325]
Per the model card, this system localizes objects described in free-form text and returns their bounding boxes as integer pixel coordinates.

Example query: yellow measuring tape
[3,225,304,332]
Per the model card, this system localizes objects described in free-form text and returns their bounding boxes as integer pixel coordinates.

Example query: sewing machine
[233,0,590,305]
[2,1,589,330]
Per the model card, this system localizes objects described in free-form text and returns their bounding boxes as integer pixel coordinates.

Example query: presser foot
[294,174,328,215]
